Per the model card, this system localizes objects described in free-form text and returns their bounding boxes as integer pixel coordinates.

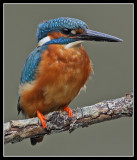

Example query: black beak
[75,29,123,42]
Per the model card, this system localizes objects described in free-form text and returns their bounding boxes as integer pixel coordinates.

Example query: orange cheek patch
[75,28,84,34]
[48,31,68,39]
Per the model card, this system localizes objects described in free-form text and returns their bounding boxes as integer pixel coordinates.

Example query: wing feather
[17,45,48,115]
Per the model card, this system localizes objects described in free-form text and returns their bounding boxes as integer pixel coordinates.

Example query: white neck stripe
[38,36,51,47]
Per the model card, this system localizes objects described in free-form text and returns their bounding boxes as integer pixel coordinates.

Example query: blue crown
[36,17,88,42]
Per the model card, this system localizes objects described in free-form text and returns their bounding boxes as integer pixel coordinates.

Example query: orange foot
[36,110,47,128]
[63,106,72,117]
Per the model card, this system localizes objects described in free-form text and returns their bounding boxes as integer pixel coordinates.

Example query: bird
[17,17,123,145]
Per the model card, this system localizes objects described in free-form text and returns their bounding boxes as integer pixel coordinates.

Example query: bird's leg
[63,106,72,117]
[36,110,47,128]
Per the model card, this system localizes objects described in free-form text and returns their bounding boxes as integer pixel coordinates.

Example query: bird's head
[37,17,123,47]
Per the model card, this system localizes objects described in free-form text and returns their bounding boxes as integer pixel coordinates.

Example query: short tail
[17,95,25,116]
[30,136,44,145]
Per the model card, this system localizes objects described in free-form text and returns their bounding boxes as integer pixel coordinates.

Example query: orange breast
[19,44,93,118]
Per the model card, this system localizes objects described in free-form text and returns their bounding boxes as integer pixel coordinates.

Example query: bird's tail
[30,136,44,145]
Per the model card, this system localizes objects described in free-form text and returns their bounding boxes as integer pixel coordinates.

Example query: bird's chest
[37,44,92,106]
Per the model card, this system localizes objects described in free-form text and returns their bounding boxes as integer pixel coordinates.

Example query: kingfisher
[17,17,122,145]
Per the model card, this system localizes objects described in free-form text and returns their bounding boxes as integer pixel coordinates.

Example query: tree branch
[4,92,133,144]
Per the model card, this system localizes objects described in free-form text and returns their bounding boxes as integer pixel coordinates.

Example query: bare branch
[4,92,133,144]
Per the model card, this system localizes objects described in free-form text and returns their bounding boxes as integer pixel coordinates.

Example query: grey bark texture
[4,92,133,144]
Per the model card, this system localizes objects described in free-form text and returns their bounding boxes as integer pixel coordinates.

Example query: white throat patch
[65,41,83,49]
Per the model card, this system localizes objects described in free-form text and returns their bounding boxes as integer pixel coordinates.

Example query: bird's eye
[62,28,71,35]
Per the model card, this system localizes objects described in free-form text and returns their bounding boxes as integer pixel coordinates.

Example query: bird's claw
[36,110,47,128]
[63,106,72,117]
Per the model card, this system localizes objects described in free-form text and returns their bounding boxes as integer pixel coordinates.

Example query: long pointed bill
[75,29,123,42]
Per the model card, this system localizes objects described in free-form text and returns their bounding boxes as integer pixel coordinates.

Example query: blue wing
[17,44,48,115]
[20,45,48,84]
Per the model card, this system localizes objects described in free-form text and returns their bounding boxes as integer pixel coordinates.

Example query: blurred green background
[4,3,133,156]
